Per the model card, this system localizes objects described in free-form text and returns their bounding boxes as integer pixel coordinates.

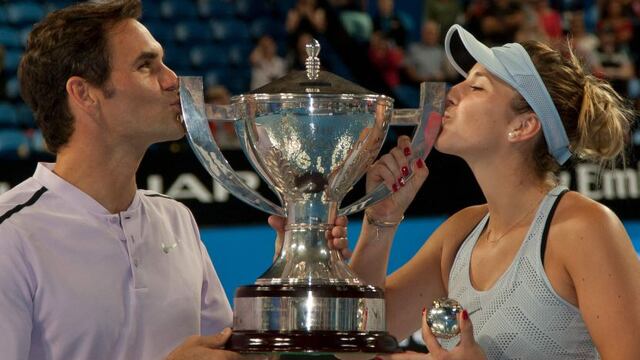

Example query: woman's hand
[365,135,429,223]
[375,307,486,360]
[268,215,351,260]
[420,308,486,360]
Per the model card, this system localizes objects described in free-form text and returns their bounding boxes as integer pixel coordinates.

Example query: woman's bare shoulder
[437,204,489,284]
[550,191,631,263]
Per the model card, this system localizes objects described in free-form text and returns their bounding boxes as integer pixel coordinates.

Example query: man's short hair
[18,0,142,153]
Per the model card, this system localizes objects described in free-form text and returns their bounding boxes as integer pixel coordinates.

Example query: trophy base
[227,330,399,356]
[229,284,400,357]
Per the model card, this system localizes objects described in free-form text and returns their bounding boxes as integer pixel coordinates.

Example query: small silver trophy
[426,298,463,339]
[179,39,445,358]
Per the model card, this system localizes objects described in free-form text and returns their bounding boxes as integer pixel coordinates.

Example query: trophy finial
[305,38,321,80]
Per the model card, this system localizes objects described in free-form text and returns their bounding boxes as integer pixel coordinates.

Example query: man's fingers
[198,328,232,349]
[334,215,348,227]
[331,236,348,250]
[267,215,286,233]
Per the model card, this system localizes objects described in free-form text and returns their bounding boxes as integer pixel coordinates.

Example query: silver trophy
[427,298,463,339]
[179,39,444,358]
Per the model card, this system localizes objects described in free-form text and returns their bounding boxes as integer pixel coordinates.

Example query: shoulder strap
[540,188,569,265]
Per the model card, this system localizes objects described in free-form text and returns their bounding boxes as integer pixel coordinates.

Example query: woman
[351,25,640,359]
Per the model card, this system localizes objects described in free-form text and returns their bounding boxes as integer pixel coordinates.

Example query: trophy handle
[179,76,285,217]
[338,82,445,217]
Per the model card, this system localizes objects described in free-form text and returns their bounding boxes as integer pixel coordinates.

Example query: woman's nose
[446,83,461,107]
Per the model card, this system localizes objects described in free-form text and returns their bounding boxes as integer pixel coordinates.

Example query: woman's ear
[507,112,542,142]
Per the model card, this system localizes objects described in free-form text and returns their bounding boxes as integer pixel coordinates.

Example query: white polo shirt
[0,163,233,360]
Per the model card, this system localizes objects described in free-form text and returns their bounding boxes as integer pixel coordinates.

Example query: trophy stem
[256,199,361,285]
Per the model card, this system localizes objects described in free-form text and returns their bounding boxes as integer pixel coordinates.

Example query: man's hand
[166,328,265,360]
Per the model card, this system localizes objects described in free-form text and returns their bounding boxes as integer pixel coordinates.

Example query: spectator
[480,0,524,46]
[597,0,634,51]
[422,0,463,41]
[287,31,315,71]
[464,0,492,40]
[205,85,239,150]
[532,0,563,41]
[286,0,327,50]
[403,20,456,84]
[593,26,635,97]
[368,31,404,88]
[250,35,287,90]
[567,10,600,71]
[372,0,409,48]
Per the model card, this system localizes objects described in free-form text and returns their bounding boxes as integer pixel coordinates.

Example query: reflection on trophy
[179,39,445,358]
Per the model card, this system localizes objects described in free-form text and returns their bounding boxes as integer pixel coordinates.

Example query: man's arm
[0,225,34,359]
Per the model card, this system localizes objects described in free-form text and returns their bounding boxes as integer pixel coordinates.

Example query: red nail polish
[401,166,409,177]
[398,177,405,186]
[392,183,398,192]
[417,158,424,168]
[462,309,469,320]
[422,307,426,315]
[404,147,411,156]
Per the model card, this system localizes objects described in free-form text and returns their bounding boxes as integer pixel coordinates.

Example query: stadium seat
[226,68,250,94]
[4,49,22,73]
[6,3,45,25]
[0,27,23,48]
[211,20,250,42]
[199,0,235,19]
[174,20,212,43]
[190,45,228,68]
[5,76,21,100]
[29,128,48,154]
[163,45,192,74]
[0,7,8,24]
[275,0,297,18]
[0,129,30,159]
[15,103,36,129]
[249,18,286,41]
[234,0,269,19]
[204,69,231,89]
[0,102,18,127]
[160,0,198,19]
[227,43,252,67]
[140,3,162,20]
[145,21,175,43]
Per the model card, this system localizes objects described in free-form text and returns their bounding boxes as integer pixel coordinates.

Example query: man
[0,1,236,358]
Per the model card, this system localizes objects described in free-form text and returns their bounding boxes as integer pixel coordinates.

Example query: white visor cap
[444,24,571,165]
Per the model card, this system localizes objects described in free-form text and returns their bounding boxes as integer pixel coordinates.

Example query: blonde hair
[512,41,635,179]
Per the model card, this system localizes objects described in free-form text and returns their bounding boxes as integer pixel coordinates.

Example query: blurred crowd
[234,0,640,150]
[1,0,639,157]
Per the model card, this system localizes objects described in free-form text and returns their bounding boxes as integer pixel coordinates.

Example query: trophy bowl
[179,39,445,357]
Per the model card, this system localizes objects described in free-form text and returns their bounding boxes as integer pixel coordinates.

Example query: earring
[508,131,518,139]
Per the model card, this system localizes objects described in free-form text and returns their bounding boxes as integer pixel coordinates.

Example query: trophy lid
[248,38,385,97]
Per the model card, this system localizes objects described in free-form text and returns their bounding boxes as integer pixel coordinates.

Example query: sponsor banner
[2,146,640,224]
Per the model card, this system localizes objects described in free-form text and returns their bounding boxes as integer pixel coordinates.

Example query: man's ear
[66,76,99,116]
[507,112,542,142]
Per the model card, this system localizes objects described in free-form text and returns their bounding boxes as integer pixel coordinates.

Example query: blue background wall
[202,217,640,305]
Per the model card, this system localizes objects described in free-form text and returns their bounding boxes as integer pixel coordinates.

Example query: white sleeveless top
[445,186,599,359]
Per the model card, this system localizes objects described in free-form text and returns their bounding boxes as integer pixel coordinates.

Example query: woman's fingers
[421,307,445,357]
[457,309,475,348]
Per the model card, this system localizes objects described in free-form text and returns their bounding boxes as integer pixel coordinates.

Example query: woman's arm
[557,198,640,358]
